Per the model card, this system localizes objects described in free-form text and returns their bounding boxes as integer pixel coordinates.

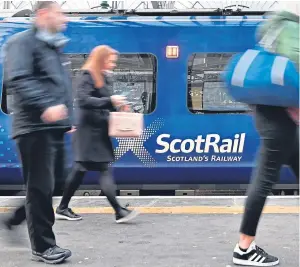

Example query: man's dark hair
[33,1,56,12]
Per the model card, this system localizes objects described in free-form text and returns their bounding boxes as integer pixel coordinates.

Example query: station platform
[0,196,299,267]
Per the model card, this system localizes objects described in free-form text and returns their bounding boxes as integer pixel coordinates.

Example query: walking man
[3,1,73,264]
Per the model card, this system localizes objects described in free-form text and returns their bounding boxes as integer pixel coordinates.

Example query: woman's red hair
[82,45,118,88]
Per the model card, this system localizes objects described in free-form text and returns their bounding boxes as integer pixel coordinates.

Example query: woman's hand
[121,105,131,112]
[41,104,68,123]
[111,95,126,107]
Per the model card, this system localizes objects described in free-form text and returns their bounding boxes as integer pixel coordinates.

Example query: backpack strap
[259,23,285,52]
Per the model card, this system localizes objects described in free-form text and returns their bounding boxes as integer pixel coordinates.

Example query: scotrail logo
[113,118,165,167]
[155,133,246,162]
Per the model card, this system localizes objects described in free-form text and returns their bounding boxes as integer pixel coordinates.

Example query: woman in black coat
[55,45,139,223]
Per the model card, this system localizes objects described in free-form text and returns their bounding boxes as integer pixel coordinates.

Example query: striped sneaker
[233,241,279,266]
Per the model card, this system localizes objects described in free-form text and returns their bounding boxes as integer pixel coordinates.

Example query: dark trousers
[59,162,122,213]
[9,130,66,253]
[240,105,299,237]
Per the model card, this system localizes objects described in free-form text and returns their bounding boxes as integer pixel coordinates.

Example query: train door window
[1,53,157,115]
[187,53,249,114]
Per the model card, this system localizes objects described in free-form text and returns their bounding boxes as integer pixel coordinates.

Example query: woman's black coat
[72,70,116,163]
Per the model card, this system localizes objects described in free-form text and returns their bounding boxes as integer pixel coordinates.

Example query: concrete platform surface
[0,197,299,267]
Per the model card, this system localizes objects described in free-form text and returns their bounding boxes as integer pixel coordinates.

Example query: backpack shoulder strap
[259,23,285,52]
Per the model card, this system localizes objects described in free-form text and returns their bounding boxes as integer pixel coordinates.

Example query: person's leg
[2,204,27,246]
[98,164,121,213]
[287,128,299,181]
[240,106,297,245]
[5,205,26,229]
[18,131,71,263]
[18,132,56,253]
[53,131,68,196]
[56,162,85,221]
[3,141,30,229]
[99,163,139,223]
[233,106,297,266]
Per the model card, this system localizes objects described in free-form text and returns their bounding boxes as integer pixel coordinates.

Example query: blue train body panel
[0,16,296,187]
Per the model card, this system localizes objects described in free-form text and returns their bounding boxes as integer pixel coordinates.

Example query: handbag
[223,25,299,108]
[108,104,144,138]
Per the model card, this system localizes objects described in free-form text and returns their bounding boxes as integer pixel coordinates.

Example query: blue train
[0,12,297,192]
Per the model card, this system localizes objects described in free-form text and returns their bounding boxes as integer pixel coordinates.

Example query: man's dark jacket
[4,27,73,139]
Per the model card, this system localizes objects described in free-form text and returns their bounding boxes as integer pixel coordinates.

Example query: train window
[187,53,249,114]
[69,53,157,114]
[1,53,157,115]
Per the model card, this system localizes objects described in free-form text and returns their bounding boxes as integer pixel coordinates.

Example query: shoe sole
[55,213,83,221]
[116,209,140,224]
[233,258,280,266]
[31,252,71,264]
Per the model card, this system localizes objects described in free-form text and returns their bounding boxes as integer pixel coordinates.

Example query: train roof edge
[0,8,270,18]
[0,13,268,24]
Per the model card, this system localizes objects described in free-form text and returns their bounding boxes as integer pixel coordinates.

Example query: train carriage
[0,11,297,194]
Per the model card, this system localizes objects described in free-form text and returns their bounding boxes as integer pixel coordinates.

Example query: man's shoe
[32,245,72,264]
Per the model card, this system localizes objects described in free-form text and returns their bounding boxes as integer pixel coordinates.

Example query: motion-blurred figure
[232,4,299,267]
[55,45,139,223]
[3,1,73,264]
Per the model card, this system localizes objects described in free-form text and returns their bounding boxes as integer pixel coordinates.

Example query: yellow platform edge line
[0,206,299,214]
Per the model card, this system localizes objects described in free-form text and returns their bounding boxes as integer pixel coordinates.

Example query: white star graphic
[112,118,165,167]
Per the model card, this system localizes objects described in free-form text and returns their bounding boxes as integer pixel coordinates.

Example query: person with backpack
[232,6,299,267]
